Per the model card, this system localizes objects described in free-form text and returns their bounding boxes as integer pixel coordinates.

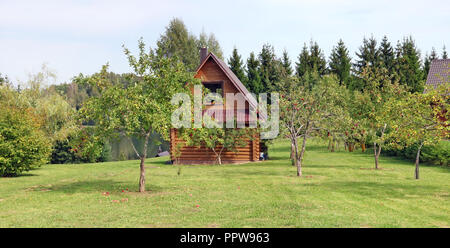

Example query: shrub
[384,140,449,166]
[0,105,52,176]
[50,139,77,164]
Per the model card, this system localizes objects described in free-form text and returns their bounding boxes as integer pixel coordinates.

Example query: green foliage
[279,73,345,175]
[295,41,327,78]
[0,104,52,176]
[156,18,223,71]
[378,36,395,77]
[228,47,247,84]
[384,140,449,166]
[281,50,293,76]
[50,139,77,164]
[245,52,263,94]
[198,31,223,59]
[259,44,282,92]
[394,37,424,93]
[329,39,352,87]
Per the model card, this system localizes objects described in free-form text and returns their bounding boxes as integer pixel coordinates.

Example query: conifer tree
[246,52,263,94]
[258,44,282,92]
[443,45,448,59]
[228,47,247,84]
[329,39,352,86]
[378,36,395,76]
[395,36,424,93]
[309,41,327,76]
[281,49,293,76]
[354,36,380,74]
[295,40,327,78]
[295,43,310,78]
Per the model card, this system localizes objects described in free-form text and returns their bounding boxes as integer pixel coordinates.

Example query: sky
[1,0,449,85]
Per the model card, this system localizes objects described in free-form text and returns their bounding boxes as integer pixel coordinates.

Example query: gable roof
[196,52,259,112]
[425,59,450,91]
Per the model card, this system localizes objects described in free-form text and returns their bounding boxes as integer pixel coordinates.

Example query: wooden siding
[170,55,260,164]
[170,128,259,164]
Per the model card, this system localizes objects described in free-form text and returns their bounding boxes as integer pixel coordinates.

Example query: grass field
[0,139,449,228]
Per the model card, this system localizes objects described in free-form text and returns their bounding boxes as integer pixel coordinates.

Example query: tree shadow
[319,181,441,199]
[45,179,164,194]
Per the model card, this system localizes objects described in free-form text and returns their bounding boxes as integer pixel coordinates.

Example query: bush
[50,139,77,164]
[0,105,52,176]
[383,140,449,166]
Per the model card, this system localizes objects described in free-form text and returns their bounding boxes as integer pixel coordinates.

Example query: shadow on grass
[45,179,164,194]
[319,181,442,199]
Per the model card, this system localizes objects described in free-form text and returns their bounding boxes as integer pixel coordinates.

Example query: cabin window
[203,81,223,105]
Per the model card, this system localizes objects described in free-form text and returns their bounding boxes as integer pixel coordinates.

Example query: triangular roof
[196,52,259,112]
[425,59,449,91]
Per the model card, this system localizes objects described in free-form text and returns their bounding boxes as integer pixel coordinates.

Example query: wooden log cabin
[170,48,261,164]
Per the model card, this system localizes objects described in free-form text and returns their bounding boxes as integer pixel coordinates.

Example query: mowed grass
[0,139,449,228]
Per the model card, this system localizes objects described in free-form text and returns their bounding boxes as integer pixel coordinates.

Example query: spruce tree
[329,39,351,87]
[258,44,282,92]
[295,40,327,78]
[246,52,263,94]
[378,36,395,76]
[308,40,327,76]
[443,45,448,59]
[295,43,310,78]
[354,36,380,74]
[395,36,424,93]
[228,47,247,84]
[281,49,293,76]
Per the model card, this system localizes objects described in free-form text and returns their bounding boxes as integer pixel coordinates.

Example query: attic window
[203,82,223,95]
[203,81,223,105]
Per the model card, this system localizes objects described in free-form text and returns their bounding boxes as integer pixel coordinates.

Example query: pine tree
[228,47,247,84]
[246,52,263,94]
[258,44,282,92]
[354,36,380,74]
[295,40,327,78]
[443,45,448,59]
[295,43,310,78]
[395,36,424,93]
[329,39,351,86]
[308,40,327,76]
[281,49,293,76]
[378,36,395,76]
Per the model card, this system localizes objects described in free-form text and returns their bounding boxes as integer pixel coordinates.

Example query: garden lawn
[0,139,449,227]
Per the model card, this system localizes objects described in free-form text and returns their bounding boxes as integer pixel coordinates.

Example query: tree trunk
[139,156,146,192]
[361,143,366,152]
[373,124,387,170]
[290,142,295,160]
[331,137,335,152]
[374,142,379,169]
[415,142,424,180]
[138,133,150,193]
[296,132,308,177]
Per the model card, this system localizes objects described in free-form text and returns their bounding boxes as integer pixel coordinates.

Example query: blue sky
[1,0,449,84]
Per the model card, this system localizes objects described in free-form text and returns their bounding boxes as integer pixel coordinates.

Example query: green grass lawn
[0,139,449,227]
